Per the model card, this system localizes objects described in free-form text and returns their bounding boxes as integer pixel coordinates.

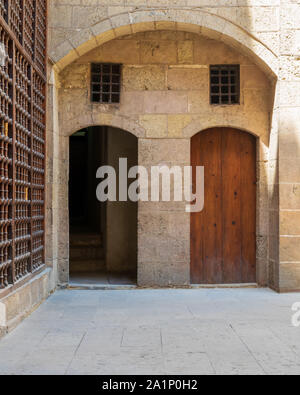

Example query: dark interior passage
[69,126,138,285]
[69,128,102,234]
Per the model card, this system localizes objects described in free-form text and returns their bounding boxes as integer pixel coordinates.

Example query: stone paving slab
[0,288,300,375]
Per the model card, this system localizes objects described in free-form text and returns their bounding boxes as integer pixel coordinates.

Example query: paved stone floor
[0,288,300,375]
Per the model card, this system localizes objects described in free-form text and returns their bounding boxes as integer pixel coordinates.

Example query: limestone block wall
[278,2,300,292]
[48,1,281,69]
[0,269,54,338]
[59,31,272,137]
[55,30,273,286]
[46,0,300,291]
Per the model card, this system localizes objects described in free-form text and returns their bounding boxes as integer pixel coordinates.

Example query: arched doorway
[69,126,138,286]
[191,128,257,285]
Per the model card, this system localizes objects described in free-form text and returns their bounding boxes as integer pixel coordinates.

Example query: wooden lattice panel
[0,1,47,67]
[9,0,22,43]
[34,0,47,75]
[31,72,45,271]
[0,1,47,292]
[0,1,7,21]
[23,0,35,58]
[0,26,12,289]
[14,48,31,280]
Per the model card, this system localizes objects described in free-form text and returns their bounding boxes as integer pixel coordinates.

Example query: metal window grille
[91,63,122,104]
[210,65,240,105]
[0,1,47,293]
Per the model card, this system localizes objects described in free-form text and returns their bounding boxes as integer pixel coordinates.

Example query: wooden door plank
[203,129,223,284]
[191,129,222,284]
[191,128,256,285]
[222,129,242,284]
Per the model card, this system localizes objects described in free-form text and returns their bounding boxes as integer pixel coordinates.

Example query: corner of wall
[0,268,55,339]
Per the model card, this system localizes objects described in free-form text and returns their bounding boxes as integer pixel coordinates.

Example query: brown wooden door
[191,128,257,284]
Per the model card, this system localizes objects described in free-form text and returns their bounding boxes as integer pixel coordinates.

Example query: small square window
[91,63,122,103]
[210,65,240,105]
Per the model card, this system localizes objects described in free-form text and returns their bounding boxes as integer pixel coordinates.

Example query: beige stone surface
[2,3,300,335]
[48,4,279,77]
[0,269,53,337]
[280,212,300,235]
[123,65,166,91]
[60,31,272,140]
[280,237,300,262]
[168,115,192,138]
[53,29,274,288]
[139,115,168,138]
[42,1,300,291]
[279,263,300,292]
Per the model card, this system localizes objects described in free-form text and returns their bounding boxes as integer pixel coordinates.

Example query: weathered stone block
[138,261,190,287]
[139,115,168,138]
[188,90,209,113]
[280,211,300,236]
[144,91,188,114]
[120,91,145,114]
[140,40,177,64]
[280,236,300,262]
[168,114,191,138]
[60,64,89,89]
[280,184,300,210]
[123,65,166,91]
[279,263,300,292]
[167,67,208,91]
[139,139,190,165]
[178,40,194,64]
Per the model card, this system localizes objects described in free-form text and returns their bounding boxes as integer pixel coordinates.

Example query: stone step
[70,233,103,248]
[70,259,106,273]
[70,246,104,260]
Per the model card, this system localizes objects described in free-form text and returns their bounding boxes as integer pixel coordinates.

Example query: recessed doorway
[69,126,138,286]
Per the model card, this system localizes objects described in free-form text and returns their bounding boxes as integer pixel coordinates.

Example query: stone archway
[48,13,276,288]
[62,113,146,139]
[50,8,278,79]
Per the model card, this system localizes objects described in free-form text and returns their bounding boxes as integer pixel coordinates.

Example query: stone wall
[56,30,272,287]
[46,0,300,291]
[0,269,54,338]
[48,1,279,76]
[278,2,300,292]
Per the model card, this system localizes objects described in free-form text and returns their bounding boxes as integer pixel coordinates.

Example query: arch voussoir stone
[51,8,278,79]
[64,113,146,139]
[183,117,264,140]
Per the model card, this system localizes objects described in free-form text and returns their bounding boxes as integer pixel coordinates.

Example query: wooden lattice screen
[0,1,47,293]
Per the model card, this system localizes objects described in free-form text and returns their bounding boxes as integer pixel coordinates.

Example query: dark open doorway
[69,126,138,286]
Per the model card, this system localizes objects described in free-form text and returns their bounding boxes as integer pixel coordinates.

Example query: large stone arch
[50,7,276,289]
[50,8,278,79]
